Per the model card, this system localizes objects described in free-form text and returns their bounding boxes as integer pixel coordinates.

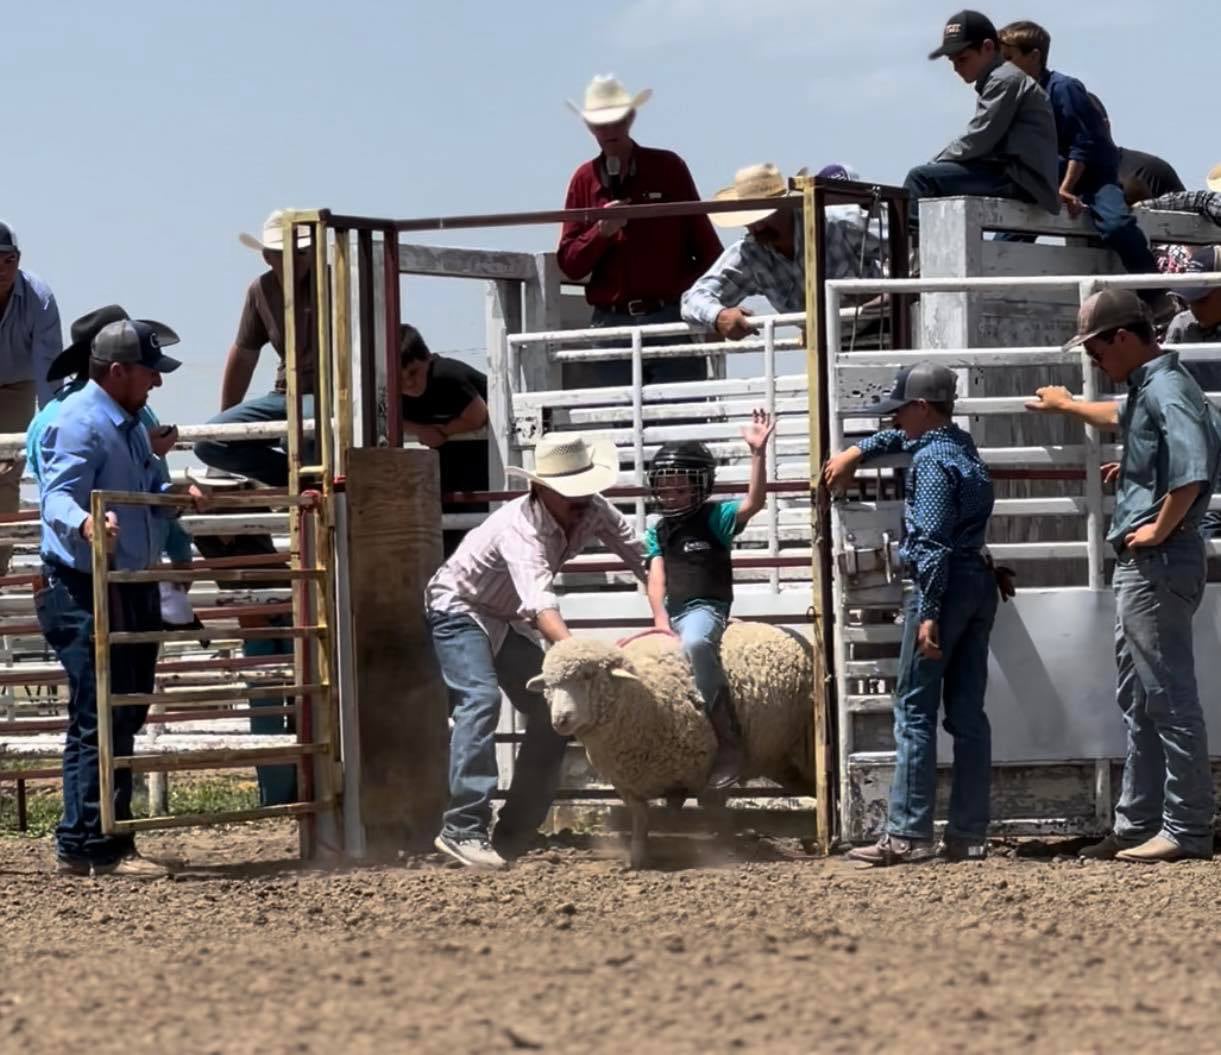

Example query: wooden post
[90,489,116,834]
[797,176,836,855]
[343,447,448,855]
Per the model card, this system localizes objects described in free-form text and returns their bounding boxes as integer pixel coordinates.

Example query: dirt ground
[2,823,1220,1055]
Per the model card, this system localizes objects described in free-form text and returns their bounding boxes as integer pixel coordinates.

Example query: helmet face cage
[647,463,714,518]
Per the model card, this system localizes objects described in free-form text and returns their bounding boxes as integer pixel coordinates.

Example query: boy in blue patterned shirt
[824,363,1001,866]
[645,410,774,789]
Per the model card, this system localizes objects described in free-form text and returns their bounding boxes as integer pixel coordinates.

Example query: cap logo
[945,22,961,36]
[148,331,160,350]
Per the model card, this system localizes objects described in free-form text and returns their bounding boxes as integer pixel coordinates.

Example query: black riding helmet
[647,441,716,518]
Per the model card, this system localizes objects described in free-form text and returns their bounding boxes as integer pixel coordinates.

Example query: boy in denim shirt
[825,364,1000,865]
[645,410,774,789]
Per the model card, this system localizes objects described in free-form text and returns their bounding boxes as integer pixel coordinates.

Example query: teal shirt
[30,379,193,564]
[1110,352,1221,550]
[645,500,741,612]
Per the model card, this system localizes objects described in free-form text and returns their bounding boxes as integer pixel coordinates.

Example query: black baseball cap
[48,305,179,382]
[91,319,182,373]
[869,362,958,415]
[1060,289,1151,352]
[929,10,998,59]
[0,221,17,255]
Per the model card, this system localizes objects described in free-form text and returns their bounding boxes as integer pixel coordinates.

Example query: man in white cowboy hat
[193,209,315,488]
[681,163,882,341]
[425,432,646,870]
[557,74,722,387]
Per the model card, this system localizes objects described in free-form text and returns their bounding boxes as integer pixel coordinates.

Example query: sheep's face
[526,667,640,737]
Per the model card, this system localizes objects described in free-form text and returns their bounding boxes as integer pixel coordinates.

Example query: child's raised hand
[740,408,776,452]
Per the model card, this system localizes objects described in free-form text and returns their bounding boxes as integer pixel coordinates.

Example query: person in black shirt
[399,324,490,556]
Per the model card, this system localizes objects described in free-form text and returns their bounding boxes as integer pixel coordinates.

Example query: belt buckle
[626,299,649,317]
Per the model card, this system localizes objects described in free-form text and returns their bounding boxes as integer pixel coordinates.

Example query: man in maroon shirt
[558,75,723,388]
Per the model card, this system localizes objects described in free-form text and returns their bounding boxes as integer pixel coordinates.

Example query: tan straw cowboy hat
[566,74,653,126]
[239,209,313,252]
[1208,163,1221,193]
[506,433,619,498]
[710,163,803,228]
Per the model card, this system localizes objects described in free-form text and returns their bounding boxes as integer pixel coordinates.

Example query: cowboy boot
[706,691,744,790]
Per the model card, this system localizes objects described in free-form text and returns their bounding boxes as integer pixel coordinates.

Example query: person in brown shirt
[193,210,315,487]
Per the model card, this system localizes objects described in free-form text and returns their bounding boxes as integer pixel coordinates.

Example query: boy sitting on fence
[644,409,774,789]
[824,364,1009,866]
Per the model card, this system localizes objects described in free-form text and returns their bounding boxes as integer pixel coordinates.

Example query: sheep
[525,622,813,867]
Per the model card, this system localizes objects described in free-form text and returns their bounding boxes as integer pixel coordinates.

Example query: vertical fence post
[1079,279,1106,590]
[631,327,645,541]
[763,318,779,593]
[332,226,353,478]
[90,490,116,835]
[798,175,836,854]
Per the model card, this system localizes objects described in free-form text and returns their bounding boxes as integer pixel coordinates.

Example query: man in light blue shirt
[0,220,62,573]
[29,304,192,566]
[37,319,204,878]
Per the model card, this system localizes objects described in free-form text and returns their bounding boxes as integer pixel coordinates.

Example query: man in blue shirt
[0,220,62,573]
[825,363,1000,866]
[1028,290,1218,862]
[29,304,192,567]
[38,319,204,878]
[998,21,1159,284]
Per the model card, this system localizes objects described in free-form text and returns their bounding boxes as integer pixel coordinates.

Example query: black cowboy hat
[47,304,179,382]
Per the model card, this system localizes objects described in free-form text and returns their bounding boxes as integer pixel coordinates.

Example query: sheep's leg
[627,798,650,870]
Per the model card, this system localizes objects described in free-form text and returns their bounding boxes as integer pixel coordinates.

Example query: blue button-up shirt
[0,270,62,405]
[39,381,174,572]
[857,424,995,620]
[1041,70,1120,187]
[30,378,193,564]
[1110,352,1221,550]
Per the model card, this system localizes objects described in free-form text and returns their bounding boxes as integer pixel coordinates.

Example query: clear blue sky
[9,0,1217,432]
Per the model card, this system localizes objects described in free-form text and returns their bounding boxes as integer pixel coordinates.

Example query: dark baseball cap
[91,319,182,373]
[929,10,997,59]
[0,221,17,254]
[48,305,179,382]
[869,362,958,415]
[1175,245,1221,304]
[1061,289,1151,352]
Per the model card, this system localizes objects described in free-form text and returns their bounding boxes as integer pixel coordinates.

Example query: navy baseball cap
[869,362,958,415]
[91,319,182,373]
[929,10,997,59]
[1176,245,1221,304]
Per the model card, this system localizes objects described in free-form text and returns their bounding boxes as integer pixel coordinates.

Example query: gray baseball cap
[1175,245,1221,304]
[868,362,957,415]
[91,319,182,373]
[0,221,17,254]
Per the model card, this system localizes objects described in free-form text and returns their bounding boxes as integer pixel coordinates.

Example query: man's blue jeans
[569,303,706,389]
[671,601,730,714]
[36,564,160,865]
[887,559,998,841]
[194,392,315,488]
[903,160,1030,229]
[427,610,567,841]
[1078,180,1158,276]
[1111,534,1215,857]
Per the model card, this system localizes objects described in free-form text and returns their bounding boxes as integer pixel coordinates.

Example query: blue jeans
[887,559,998,841]
[671,601,730,714]
[1079,180,1158,276]
[193,392,316,488]
[36,564,160,864]
[567,303,706,389]
[427,610,567,840]
[903,160,1030,228]
[246,617,297,807]
[1111,534,1214,856]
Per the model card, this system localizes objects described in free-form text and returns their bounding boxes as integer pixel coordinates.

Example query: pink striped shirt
[425,493,646,649]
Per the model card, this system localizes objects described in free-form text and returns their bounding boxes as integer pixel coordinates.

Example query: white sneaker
[434,833,508,871]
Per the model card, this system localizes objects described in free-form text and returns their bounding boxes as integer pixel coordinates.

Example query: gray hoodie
[936,57,1060,214]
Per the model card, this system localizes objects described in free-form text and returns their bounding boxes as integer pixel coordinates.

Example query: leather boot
[706,692,744,790]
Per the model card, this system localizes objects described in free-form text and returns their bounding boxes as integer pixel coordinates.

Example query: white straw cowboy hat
[566,75,653,126]
[239,209,313,252]
[506,433,619,497]
[1208,163,1221,193]
[710,163,803,228]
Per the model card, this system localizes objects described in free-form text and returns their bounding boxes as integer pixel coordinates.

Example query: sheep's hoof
[664,791,688,812]
[628,845,649,870]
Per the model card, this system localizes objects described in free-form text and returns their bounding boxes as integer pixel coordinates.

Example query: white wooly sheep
[526,623,813,867]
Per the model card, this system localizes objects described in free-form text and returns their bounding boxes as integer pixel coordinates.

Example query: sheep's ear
[525,674,547,693]
[609,667,641,684]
